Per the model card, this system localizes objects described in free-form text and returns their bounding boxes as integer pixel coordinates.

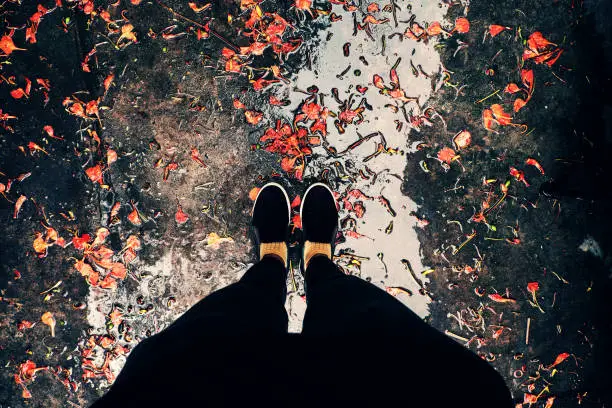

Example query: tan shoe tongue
[260,242,288,267]
[304,241,332,269]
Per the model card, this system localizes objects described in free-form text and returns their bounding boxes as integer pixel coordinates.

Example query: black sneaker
[251,182,291,252]
[300,183,339,258]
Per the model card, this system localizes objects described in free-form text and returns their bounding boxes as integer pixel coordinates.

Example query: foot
[300,183,339,269]
[251,182,291,266]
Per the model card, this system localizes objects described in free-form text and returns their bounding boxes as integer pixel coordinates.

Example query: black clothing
[92,256,513,407]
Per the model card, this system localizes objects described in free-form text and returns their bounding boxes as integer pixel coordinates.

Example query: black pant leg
[168,255,289,334]
[301,256,513,407]
[302,255,425,334]
[92,257,289,407]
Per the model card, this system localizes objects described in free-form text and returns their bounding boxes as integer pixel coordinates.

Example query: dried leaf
[190,147,207,167]
[492,327,504,339]
[513,98,527,113]
[196,28,209,40]
[504,83,520,94]
[41,311,56,337]
[362,14,389,25]
[127,203,141,225]
[109,307,123,326]
[175,204,189,224]
[85,165,104,184]
[0,35,25,55]
[93,227,110,246]
[526,158,545,175]
[205,232,233,249]
[281,155,297,172]
[482,109,496,132]
[437,147,456,164]
[426,21,443,36]
[527,32,555,52]
[21,387,32,399]
[233,98,246,109]
[294,0,313,13]
[291,195,301,208]
[125,235,141,251]
[221,47,236,59]
[490,104,512,125]
[386,286,412,297]
[188,1,211,12]
[92,245,114,260]
[118,24,137,44]
[548,49,564,67]
[527,282,539,295]
[488,293,516,303]
[269,95,287,106]
[521,69,535,95]
[98,275,117,289]
[17,320,35,331]
[489,24,509,37]
[510,167,530,187]
[372,74,385,89]
[99,335,115,349]
[72,233,91,250]
[27,141,48,155]
[248,187,260,201]
[453,17,470,34]
[452,130,471,150]
[366,3,379,12]
[74,259,95,280]
[106,149,118,166]
[103,73,114,92]
[291,213,302,229]
[14,195,27,219]
[123,248,137,264]
[109,262,127,279]
[11,88,28,99]
[548,352,570,368]
[245,110,263,125]
[524,393,538,405]
[33,233,48,257]
[43,125,62,140]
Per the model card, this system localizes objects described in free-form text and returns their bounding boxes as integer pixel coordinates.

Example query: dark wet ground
[2,0,612,406]
[403,0,612,405]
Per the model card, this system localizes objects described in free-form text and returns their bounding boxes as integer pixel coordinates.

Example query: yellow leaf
[205,232,233,249]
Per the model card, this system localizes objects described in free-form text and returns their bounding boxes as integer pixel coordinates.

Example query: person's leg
[94,259,290,407]
[297,184,512,406]
[99,183,292,404]
[168,255,288,335]
[298,183,421,334]
[167,182,292,335]
[302,255,424,334]
[301,255,513,407]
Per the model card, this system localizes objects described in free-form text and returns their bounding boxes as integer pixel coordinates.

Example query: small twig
[551,271,569,284]
[445,330,469,343]
[453,231,476,255]
[40,280,63,295]
[525,317,531,345]
[475,89,500,104]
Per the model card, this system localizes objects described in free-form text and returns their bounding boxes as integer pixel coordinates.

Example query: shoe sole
[252,182,291,226]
